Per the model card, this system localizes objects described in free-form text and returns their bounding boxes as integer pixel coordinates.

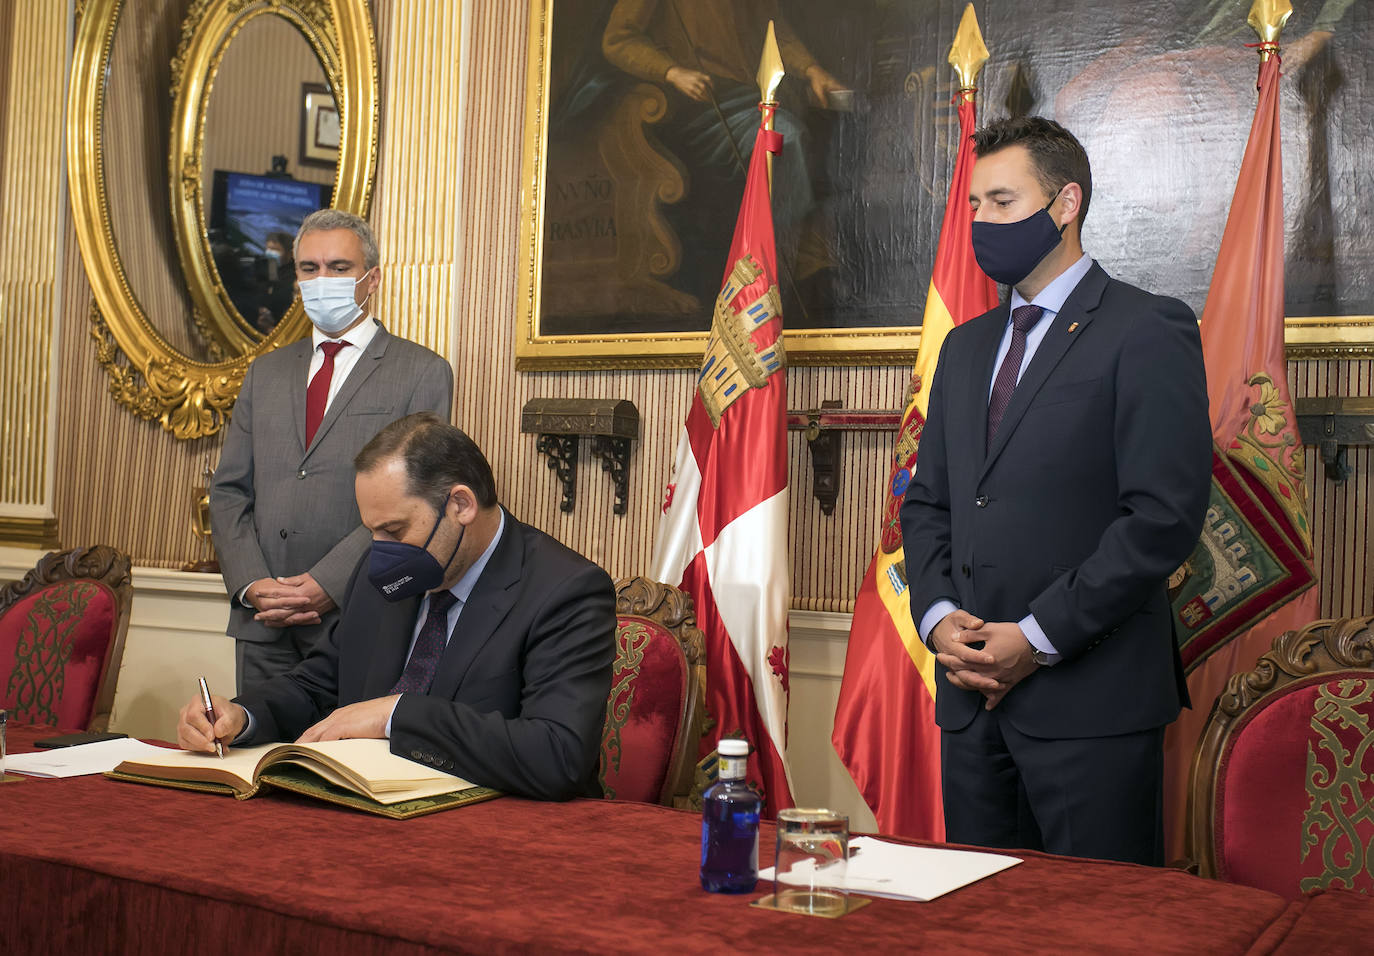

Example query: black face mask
[367,496,464,601]
[970,187,1067,286]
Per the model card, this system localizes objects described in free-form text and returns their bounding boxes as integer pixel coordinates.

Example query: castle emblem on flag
[697,254,785,426]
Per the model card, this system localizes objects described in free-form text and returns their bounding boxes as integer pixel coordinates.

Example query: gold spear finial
[757,20,785,105]
[949,3,990,100]
[1248,0,1292,54]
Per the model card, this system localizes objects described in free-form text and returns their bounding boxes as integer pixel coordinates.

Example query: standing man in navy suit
[183,414,616,801]
[900,117,1212,864]
[211,210,453,696]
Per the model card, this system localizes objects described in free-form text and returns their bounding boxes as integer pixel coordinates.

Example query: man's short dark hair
[972,116,1093,226]
[355,413,498,511]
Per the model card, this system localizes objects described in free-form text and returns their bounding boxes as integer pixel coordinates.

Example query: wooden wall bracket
[785,403,902,515]
[1295,397,1374,484]
[522,399,639,515]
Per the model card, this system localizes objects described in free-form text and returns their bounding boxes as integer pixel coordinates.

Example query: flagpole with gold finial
[756,21,785,193]
[1248,0,1292,63]
[949,3,990,102]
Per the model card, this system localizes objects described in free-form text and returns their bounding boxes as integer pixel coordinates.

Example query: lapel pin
[1067,322,1079,333]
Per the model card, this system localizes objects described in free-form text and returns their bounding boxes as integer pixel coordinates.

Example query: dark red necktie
[389,590,459,695]
[986,304,1044,450]
[305,341,348,446]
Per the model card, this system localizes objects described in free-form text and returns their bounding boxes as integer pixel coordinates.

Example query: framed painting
[517,0,1374,370]
[300,82,340,168]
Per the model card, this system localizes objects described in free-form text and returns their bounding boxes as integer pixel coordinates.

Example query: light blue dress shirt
[919,253,1096,665]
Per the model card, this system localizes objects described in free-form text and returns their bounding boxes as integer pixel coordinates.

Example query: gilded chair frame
[67,0,379,439]
[609,576,708,808]
[1186,615,1374,880]
[0,546,134,732]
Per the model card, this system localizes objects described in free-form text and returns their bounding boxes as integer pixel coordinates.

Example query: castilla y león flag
[650,108,793,813]
[831,86,997,839]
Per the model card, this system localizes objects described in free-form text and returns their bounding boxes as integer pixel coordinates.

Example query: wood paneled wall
[41,1,1374,621]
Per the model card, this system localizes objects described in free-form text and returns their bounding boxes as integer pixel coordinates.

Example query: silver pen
[197,676,224,758]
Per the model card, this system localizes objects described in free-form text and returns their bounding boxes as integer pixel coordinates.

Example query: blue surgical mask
[368,497,464,601]
[299,273,370,335]
[970,188,1066,287]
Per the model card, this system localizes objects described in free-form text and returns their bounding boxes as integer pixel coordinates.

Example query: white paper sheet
[5,738,174,778]
[759,836,1021,902]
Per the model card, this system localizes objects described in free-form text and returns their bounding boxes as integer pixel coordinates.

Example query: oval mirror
[172,5,341,356]
[68,0,378,439]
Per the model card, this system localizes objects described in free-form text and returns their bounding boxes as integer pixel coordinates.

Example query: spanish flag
[832,26,997,840]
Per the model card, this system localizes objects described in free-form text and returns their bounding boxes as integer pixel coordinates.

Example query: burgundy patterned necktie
[305,341,349,446]
[986,304,1045,450]
[389,590,459,695]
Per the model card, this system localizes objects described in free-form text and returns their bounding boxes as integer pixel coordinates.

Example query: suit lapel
[428,510,523,701]
[304,324,391,459]
[362,591,424,699]
[289,340,313,455]
[980,264,1108,479]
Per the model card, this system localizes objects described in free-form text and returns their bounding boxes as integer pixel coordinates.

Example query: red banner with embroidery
[1163,50,1318,861]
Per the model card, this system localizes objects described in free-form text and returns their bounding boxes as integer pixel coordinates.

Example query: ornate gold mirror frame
[68,0,379,439]
[169,0,355,356]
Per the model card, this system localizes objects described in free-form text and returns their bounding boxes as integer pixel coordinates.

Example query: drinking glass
[772,807,848,915]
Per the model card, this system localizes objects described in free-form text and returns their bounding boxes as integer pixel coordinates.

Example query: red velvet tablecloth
[1,726,1370,954]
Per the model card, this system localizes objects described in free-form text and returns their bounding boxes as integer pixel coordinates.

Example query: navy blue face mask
[367,496,464,602]
[971,187,1067,287]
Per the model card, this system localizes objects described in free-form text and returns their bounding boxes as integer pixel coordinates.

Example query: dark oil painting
[536,0,1369,342]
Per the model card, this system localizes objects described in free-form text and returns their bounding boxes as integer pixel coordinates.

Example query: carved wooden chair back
[0,546,133,731]
[1187,616,1374,898]
[600,576,708,808]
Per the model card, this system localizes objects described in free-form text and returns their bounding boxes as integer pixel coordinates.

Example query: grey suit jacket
[210,322,453,644]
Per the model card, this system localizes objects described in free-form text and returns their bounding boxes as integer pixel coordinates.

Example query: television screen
[208,171,333,333]
[209,171,331,253]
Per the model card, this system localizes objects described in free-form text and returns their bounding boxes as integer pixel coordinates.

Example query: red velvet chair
[600,576,707,807]
[1187,615,1374,898]
[0,546,133,731]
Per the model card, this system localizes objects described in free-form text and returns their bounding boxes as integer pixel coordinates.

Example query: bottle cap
[718,738,748,757]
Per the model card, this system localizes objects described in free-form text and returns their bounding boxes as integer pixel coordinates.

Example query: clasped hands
[245,572,336,627]
[176,693,399,753]
[930,610,1039,711]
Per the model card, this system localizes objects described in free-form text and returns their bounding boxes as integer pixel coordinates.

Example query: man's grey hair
[294,208,380,270]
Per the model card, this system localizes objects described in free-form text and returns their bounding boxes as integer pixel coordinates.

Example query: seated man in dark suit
[179,413,616,801]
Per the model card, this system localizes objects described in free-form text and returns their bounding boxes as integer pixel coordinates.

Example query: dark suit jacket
[900,263,1212,739]
[211,323,453,646]
[235,511,616,801]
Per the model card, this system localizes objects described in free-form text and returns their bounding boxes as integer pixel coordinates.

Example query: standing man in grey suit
[211,209,453,696]
[900,118,1211,865]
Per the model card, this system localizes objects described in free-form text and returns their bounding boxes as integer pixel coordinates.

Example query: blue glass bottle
[700,738,762,893]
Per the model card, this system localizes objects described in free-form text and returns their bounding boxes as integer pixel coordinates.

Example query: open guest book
[106,738,501,820]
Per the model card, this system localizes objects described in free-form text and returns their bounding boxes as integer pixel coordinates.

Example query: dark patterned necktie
[389,590,459,695]
[305,340,349,446]
[986,304,1045,450]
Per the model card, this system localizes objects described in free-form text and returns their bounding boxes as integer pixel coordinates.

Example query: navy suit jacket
[900,263,1212,739]
[236,510,616,800]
